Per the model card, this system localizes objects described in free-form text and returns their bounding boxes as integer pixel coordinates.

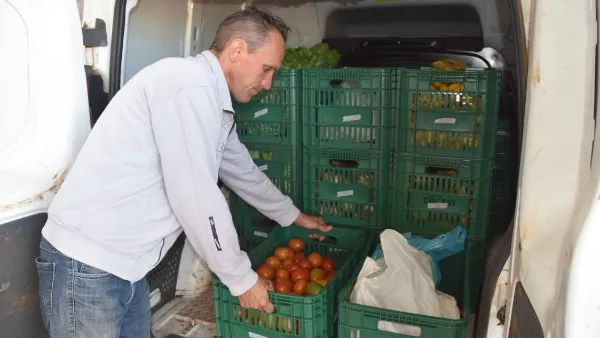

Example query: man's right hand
[238,278,275,312]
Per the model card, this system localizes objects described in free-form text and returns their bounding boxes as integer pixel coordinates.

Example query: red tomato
[265,256,281,270]
[257,264,275,280]
[288,238,305,253]
[276,269,290,280]
[274,247,294,260]
[321,258,334,272]
[325,270,337,282]
[294,252,306,264]
[282,258,294,268]
[299,259,313,269]
[274,278,293,293]
[291,268,310,282]
[285,263,300,273]
[307,253,323,268]
[293,279,307,295]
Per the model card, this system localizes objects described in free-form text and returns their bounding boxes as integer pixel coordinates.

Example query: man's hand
[238,278,275,312]
[295,213,333,241]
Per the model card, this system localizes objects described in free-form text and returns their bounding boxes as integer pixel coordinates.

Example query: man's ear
[228,38,247,63]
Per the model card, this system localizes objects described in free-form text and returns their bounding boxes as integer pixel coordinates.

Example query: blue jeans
[36,237,151,338]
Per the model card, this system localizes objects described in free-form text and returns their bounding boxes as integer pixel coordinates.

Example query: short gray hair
[210,6,290,54]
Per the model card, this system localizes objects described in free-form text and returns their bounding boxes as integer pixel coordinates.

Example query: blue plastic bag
[371,226,467,286]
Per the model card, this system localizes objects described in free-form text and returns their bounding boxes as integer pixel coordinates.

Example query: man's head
[211,6,289,103]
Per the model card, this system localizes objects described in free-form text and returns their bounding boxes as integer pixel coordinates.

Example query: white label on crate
[428,202,449,209]
[337,190,354,197]
[434,118,456,124]
[149,288,162,309]
[249,333,268,338]
[258,165,268,171]
[254,108,268,118]
[254,231,269,238]
[342,114,362,122]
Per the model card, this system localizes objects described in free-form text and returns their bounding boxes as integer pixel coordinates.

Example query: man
[35,7,331,338]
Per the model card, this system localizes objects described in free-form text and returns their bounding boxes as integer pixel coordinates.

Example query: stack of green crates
[217,64,504,338]
[301,68,394,229]
[337,67,502,338]
[228,70,303,251]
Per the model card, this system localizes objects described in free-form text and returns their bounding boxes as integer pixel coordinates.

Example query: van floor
[151,284,476,338]
[151,287,217,338]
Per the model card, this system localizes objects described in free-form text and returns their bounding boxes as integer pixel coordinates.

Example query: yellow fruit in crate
[449,82,464,92]
[432,59,466,71]
[439,83,449,91]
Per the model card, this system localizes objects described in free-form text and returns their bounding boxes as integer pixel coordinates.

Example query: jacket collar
[199,50,235,113]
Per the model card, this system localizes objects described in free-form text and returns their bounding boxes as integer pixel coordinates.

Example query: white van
[1,1,598,337]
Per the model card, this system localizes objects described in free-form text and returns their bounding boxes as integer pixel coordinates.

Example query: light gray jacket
[42,50,299,296]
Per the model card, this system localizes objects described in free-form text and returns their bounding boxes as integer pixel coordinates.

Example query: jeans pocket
[35,257,55,330]
[74,262,111,279]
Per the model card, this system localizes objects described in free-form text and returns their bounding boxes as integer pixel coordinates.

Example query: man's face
[229,30,285,103]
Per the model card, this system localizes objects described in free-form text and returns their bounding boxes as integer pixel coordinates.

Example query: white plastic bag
[350,229,458,336]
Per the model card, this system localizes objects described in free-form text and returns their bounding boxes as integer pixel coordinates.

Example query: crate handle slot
[309,235,338,245]
[329,159,358,169]
[425,166,457,177]
[251,216,278,229]
[329,79,361,89]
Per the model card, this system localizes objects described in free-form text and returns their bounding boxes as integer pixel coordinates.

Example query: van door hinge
[82,18,108,47]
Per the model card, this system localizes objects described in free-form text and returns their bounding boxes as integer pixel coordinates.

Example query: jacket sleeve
[150,86,257,297]
[218,129,300,227]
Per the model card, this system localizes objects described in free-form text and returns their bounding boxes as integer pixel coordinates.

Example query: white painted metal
[0,0,90,225]
[506,0,597,337]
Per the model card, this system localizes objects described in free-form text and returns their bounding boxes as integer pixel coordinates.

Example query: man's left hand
[295,213,333,241]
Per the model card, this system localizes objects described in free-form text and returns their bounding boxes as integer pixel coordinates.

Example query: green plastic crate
[214,226,373,338]
[303,147,389,229]
[394,69,502,158]
[234,70,301,145]
[390,153,493,239]
[233,142,302,201]
[238,236,266,253]
[235,213,274,252]
[337,238,484,338]
[228,142,302,243]
[301,68,393,150]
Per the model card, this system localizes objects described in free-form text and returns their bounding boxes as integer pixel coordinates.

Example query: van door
[482,0,599,337]
[0,0,90,336]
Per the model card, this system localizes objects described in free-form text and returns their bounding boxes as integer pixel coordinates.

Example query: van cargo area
[18,0,600,337]
[105,1,521,337]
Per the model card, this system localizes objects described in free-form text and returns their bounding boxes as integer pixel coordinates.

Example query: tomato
[299,259,312,269]
[285,263,300,273]
[307,253,323,268]
[291,268,310,282]
[293,279,307,295]
[321,258,334,272]
[294,252,305,264]
[310,268,326,282]
[265,256,281,270]
[315,279,328,287]
[282,258,294,267]
[288,238,304,253]
[305,282,323,296]
[276,268,290,280]
[325,270,337,282]
[274,278,293,293]
[274,247,294,260]
[256,264,275,280]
